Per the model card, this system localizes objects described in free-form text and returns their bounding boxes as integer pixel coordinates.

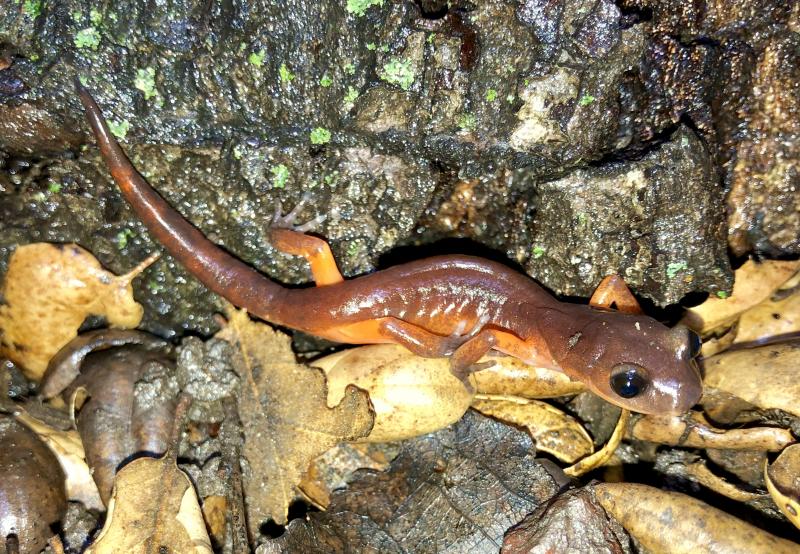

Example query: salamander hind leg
[269,192,343,286]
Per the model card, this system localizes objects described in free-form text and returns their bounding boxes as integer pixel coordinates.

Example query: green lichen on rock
[380,58,414,90]
[107,119,130,139]
[310,127,331,145]
[279,62,295,83]
[346,0,383,17]
[134,67,158,100]
[248,50,266,67]
[74,27,100,50]
[22,0,41,18]
[270,164,290,189]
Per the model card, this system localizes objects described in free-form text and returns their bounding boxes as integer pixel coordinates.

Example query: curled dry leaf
[631,411,794,451]
[564,409,630,478]
[0,244,155,380]
[84,455,212,554]
[682,259,800,336]
[314,344,474,442]
[471,356,586,398]
[704,340,800,418]
[66,342,177,505]
[15,411,103,511]
[0,414,67,554]
[655,451,766,503]
[216,307,374,528]
[595,482,799,553]
[766,444,800,530]
[40,328,168,399]
[735,280,800,344]
[471,397,593,463]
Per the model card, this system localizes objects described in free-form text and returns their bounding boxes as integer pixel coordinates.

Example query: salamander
[76,82,703,415]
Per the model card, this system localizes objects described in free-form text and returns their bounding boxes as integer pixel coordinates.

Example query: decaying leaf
[682,259,800,335]
[703,340,800,418]
[0,415,67,554]
[315,344,473,442]
[735,280,800,344]
[300,442,398,510]
[766,444,800,530]
[503,488,631,554]
[85,455,212,554]
[655,451,766,503]
[472,397,593,463]
[217,307,374,528]
[15,411,103,511]
[200,495,228,548]
[0,243,154,380]
[472,356,586,398]
[40,328,169,399]
[595,482,800,553]
[631,411,794,451]
[259,411,561,554]
[65,342,177,505]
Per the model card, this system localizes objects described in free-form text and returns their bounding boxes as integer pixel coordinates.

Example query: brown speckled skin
[77,83,702,414]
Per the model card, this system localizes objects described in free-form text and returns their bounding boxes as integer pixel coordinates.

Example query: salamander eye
[610,364,649,399]
[688,330,702,358]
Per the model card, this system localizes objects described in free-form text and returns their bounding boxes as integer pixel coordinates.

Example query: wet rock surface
[1,0,795,335]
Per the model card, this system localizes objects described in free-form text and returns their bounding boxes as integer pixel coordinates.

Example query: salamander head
[539,307,703,414]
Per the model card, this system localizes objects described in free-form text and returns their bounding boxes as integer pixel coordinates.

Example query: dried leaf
[703,340,800,418]
[315,344,473,442]
[0,415,67,554]
[655,451,766,503]
[15,411,104,511]
[472,356,586,398]
[502,488,631,554]
[564,409,630,478]
[259,411,561,554]
[472,397,593,463]
[766,444,800,530]
[300,442,398,509]
[735,283,800,344]
[682,259,800,335]
[0,244,154,380]
[66,343,177,505]
[200,495,228,548]
[595,482,799,553]
[85,455,212,554]
[631,411,794,451]
[217,307,374,528]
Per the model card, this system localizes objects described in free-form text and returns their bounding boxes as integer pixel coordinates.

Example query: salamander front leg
[269,192,343,286]
[589,275,643,315]
[378,318,456,358]
[378,318,506,385]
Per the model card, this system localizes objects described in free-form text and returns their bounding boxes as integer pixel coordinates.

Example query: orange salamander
[76,82,703,415]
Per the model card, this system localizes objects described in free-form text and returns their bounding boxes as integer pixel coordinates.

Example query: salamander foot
[272,191,326,233]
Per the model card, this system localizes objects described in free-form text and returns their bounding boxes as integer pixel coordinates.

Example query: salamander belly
[315,318,393,344]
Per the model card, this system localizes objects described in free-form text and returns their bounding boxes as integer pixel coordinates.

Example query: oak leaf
[216,307,374,529]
